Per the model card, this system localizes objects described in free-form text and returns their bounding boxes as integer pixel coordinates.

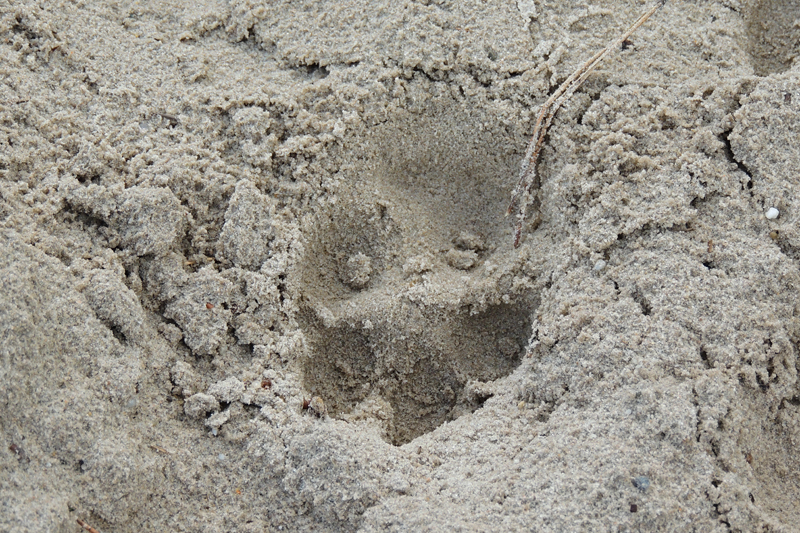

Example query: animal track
[295,96,534,444]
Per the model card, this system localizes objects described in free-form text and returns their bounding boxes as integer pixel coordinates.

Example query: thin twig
[508,0,666,247]
[77,518,101,533]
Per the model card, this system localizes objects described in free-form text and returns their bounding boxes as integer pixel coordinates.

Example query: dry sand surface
[2,0,800,531]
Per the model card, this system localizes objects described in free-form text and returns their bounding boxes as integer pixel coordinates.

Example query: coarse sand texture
[1,0,800,531]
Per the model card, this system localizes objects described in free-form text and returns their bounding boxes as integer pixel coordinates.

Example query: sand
[2,0,799,531]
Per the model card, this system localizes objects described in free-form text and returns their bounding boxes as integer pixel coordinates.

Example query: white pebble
[594,260,607,271]
[766,207,779,220]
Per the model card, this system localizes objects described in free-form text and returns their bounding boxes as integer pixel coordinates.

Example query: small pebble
[307,396,327,418]
[765,207,779,220]
[594,259,607,271]
[218,453,226,461]
[632,476,650,492]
